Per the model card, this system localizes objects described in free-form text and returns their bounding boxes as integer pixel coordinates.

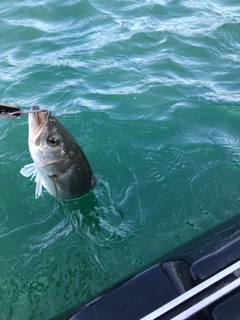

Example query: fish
[20,106,95,199]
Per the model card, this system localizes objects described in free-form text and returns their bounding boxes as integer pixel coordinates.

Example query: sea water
[0,1,240,318]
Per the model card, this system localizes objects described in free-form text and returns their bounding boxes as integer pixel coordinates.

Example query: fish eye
[47,135,59,147]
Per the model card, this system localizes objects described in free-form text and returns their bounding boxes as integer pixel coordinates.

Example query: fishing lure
[0,102,46,118]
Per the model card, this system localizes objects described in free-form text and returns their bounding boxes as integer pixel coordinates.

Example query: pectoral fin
[20,163,43,198]
[35,174,43,199]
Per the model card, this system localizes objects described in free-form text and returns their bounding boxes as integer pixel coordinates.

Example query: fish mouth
[28,106,50,146]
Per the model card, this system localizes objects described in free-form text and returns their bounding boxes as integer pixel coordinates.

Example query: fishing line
[7,109,47,116]
[0,102,47,118]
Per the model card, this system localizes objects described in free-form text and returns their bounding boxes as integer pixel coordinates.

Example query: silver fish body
[21,106,95,199]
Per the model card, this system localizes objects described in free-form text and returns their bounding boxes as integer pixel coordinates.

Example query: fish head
[28,106,70,173]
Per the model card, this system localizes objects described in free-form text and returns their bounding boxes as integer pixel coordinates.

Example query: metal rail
[171,276,240,320]
[140,260,240,320]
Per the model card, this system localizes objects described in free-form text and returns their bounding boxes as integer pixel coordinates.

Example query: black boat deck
[53,213,240,320]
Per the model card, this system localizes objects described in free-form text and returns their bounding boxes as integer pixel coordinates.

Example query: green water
[1,1,240,318]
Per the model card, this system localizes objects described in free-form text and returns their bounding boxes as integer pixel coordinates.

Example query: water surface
[1,1,240,319]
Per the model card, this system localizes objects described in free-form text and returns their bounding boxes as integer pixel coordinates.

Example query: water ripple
[1,0,240,318]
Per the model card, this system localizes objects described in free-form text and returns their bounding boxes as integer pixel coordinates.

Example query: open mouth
[29,107,50,145]
[30,106,50,125]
